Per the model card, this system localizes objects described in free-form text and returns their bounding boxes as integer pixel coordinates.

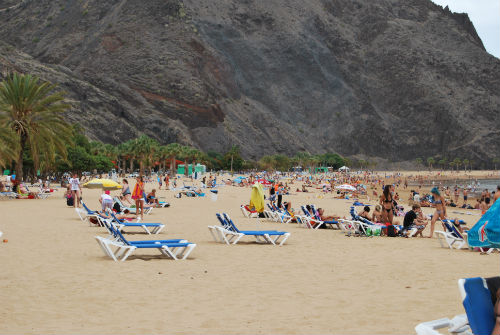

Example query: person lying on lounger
[100,209,137,221]
[317,208,339,222]
[146,189,160,207]
[359,206,371,220]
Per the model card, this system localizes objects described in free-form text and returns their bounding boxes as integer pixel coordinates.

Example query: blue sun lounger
[209,213,277,244]
[96,219,196,261]
[220,213,290,246]
[75,202,100,223]
[415,276,498,335]
[108,213,165,235]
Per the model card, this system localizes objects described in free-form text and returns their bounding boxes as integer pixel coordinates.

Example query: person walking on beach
[463,188,468,206]
[454,186,459,204]
[132,176,145,220]
[428,187,446,238]
[277,183,284,208]
[164,174,170,189]
[158,174,162,190]
[69,173,81,208]
[380,185,394,224]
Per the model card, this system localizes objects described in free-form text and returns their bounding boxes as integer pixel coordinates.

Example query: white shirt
[101,194,113,202]
[69,178,80,191]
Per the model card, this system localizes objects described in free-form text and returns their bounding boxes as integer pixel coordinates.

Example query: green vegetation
[0,73,72,180]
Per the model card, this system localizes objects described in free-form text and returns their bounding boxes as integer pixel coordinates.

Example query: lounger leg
[314,222,324,230]
[232,234,244,245]
[95,237,114,259]
[160,246,177,260]
[208,227,220,242]
[264,234,275,245]
[181,244,196,259]
[120,246,136,261]
[280,233,290,246]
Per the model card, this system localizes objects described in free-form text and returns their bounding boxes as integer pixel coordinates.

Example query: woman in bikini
[379,185,394,224]
[428,187,446,238]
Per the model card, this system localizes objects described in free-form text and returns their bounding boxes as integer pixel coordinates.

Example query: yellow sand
[0,173,497,334]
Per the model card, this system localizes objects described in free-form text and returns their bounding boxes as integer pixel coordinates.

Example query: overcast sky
[430,0,500,58]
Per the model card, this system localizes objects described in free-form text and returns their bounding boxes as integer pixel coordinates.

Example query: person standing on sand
[454,186,459,204]
[69,173,81,208]
[380,185,394,224]
[164,174,169,189]
[131,176,145,220]
[463,188,468,206]
[428,187,446,238]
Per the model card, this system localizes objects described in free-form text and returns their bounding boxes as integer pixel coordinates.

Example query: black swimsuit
[383,196,393,212]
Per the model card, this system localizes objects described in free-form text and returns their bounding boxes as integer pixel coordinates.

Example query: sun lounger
[107,213,165,235]
[300,206,324,229]
[241,205,259,218]
[435,220,469,250]
[78,202,100,224]
[415,276,498,335]
[0,191,17,199]
[96,220,195,261]
[113,197,153,215]
[221,213,290,246]
[143,194,170,208]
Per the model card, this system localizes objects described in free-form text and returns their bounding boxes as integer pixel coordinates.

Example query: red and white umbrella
[256,179,271,185]
[335,184,356,192]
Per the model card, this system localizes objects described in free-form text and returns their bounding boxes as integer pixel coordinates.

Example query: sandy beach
[0,172,498,334]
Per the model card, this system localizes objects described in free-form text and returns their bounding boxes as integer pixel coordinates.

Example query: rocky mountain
[0,0,499,165]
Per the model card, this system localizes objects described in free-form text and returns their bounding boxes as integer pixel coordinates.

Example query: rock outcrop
[0,0,498,164]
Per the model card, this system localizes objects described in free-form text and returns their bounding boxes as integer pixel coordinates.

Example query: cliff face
[0,0,499,164]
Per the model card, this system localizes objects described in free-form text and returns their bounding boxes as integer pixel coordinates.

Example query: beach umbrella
[468,200,500,248]
[335,184,356,192]
[250,183,265,213]
[256,179,271,185]
[82,178,122,191]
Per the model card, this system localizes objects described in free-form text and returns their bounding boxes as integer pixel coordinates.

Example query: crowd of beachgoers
[2,169,500,334]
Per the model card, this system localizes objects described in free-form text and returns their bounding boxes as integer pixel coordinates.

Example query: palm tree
[165,143,182,175]
[462,159,469,173]
[468,159,474,171]
[427,157,435,171]
[121,139,137,173]
[493,158,500,171]
[438,159,446,171]
[0,73,72,180]
[453,158,462,172]
[132,135,158,175]
[117,142,130,175]
[0,124,18,168]
[415,158,423,171]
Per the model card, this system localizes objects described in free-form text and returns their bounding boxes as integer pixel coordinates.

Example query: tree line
[0,73,348,180]
[415,157,500,172]
[2,73,497,181]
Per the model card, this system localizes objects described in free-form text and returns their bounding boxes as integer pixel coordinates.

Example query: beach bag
[387,225,397,237]
[113,202,121,213]
[66,196,74,207]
